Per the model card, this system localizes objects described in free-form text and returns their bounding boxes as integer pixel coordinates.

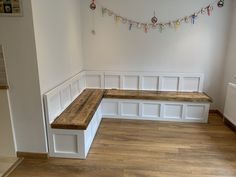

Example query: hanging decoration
[151,11,158,25]
[90,0,96,10]
[174,20,181,30]
[129,23,132,31]
[191,13,197,24]
[90,0,96,35]
[217,0,224,8]
[207,5,213,16]
[90,0,224,33]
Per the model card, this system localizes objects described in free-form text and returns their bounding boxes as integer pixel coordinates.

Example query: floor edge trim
[2,158,23,177]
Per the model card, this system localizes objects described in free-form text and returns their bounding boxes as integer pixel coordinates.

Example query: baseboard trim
[224,117,236,132]
[209,109,224,118]
[2,158,23,177]
[17,152,48,159]
[209,109,236,132]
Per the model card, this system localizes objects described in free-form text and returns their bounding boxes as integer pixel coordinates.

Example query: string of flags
[89,0,225,33]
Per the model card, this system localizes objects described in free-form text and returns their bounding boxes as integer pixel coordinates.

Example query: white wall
[0,0,47,153]
[0,90,16,156]
[220,1,236,112]
[81,0,233,109]
[31,0,84,94]
[0,0,85,154]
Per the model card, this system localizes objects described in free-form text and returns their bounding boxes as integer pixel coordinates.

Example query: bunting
[90,0,225,33]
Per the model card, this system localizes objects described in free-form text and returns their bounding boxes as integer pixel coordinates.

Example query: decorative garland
[89,0,225,33]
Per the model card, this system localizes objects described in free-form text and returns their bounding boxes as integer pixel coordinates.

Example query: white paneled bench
[44,71,212,159]
[103,89,211,123]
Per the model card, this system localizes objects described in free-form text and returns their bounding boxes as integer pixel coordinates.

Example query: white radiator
[224,83,236,126]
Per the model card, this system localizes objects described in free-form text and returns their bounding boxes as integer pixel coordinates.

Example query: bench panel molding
[142,103,161,118]
[85,71,204,92]
[44,71,90,159]
[102,99,209,123]
[44,71,86,124]
[47,106,102,159]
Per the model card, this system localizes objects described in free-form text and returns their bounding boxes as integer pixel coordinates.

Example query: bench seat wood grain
[51,89,212,130]
[51,89,104,130]
[104,89,212,103]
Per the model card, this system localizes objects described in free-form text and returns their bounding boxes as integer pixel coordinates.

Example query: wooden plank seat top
[51,89,212,130]
[104,89,212,103]
[51,89,104,130]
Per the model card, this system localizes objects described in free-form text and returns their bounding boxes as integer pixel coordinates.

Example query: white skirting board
[102,99,210,123]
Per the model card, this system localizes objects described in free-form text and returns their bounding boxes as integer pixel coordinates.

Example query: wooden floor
[0,156,19,177]
[9,113,236,177]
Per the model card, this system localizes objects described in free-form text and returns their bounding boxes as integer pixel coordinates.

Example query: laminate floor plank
[0,156,19,177]
[8,113,236,177]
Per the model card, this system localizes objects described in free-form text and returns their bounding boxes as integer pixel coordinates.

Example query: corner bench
[44,71,212,159]
[47,88,211,159]
[52,89,212,130]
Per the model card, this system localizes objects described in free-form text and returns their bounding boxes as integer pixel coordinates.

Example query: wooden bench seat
[51,88,212,131]
[104,89,212,103]
[51,89,104,130]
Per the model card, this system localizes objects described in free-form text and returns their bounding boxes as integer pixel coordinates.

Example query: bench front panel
[102,99,209,123]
